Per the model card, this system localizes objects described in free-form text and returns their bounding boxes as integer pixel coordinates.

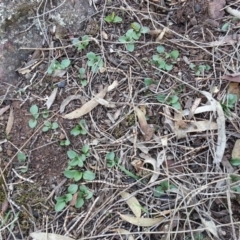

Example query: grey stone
[0,0,94,96]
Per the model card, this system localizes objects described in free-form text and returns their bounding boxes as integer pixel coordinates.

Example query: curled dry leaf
[199,214,219,238]
[60,95,82,113]
[114,229,135,240]
[119,213,164,227]
[63,86,108,119]
[201,91,226,164]
[226,6,240,19]
[1,199,9,214]
[120,191,141,218]
[0,105,10,116]
[134,107,154,141]
[175,120,218,139]
[30,232,74,240]
[232,139,240,160]
[46,88,58,109]
[142,150,165,183]
[63,81,118,119]
[6,107,14,135]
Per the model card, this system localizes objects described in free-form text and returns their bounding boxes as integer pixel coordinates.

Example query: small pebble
[57,81,66,88]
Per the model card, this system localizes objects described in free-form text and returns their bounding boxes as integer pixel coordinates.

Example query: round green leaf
[63,170,75,179]
[75,197,84,208]
[68,184,78,194]
[144,78,154,87]
[67,150,78,159]
[172,102,181,110]
[170,50,179,59]
[106,152,115,161]
[113,16,122,23]
[230,158,240,166]
[131,22,141,32]
[42,126,49,132]
[87,52,96,60]
[79,67,85,76]
[30,105,38,115]
[51,122,59,129]
[29,119,37,128]
[82,144,90,154]
[157,45,165,53]
[83,170,95,181]
[55,201,66,212]
[118,36,127,43]
[170,95,179,104]
[17,152,26,162]
[165,64,173,71]
[71,127,81,136]
[65,193,73,202]
[74,171,83,181]
[141,26,149,34]
[85,189,93,200]
[126,43,134,52]
[60,59,71,69]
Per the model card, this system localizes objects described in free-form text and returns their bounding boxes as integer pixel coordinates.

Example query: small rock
[57,81,66,88]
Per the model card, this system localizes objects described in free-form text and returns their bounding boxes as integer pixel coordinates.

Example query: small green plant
[144,78,157,87]
[157,94,181,110]
[47,58,71,75]
[221,93,238,115]
[106,151,117,168]
[78,67,87,87]
[71,119,88,136]
[118,22,149,52]
[28,105,39,128]
[42,121,59,132]
[189,63,211,76]
[104,12,122,23]
[87,52,104,73]
[17,152,26,162]
[42,109,49,119]
[154,180,177,197]
[60,139,71,146]
[72,35,90,51]
[17,152,28,172]
[63,145,94,181]
[55,184,93,211]
[152,46,179,71]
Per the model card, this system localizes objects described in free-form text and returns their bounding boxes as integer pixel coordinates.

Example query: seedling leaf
[61,59,71,69]
[75,198,84,208]
[157,45,165,53]
[83,170,95,181]
[17,152,26,162]
[29,119,37,128]
[170,50,179,59]
[55,201,66,212]
[68,184,78,194]
[30,105,38,115]
[67,150,78,159]
[230,158,240,166]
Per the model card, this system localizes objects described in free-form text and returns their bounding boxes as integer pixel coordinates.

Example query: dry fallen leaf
[63,86,108,119]
[226,6,240,19]
[6,107,14,135]
[232,139,240,160]
[0,105,10,116]
[46,88,58,109]
[201,91,226,164]
[30,232,74,240]
[63,81,118,119]
[60,95,82,113]
[119,213,164,227]
[120,191,141,218]
[135,107,154,141]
